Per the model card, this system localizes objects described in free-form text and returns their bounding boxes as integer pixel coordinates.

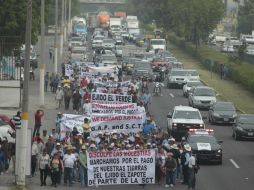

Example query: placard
[92,103,138,115]
[87,149,156,186]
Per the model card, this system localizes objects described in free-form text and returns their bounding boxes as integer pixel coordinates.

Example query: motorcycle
[153,82,163,96]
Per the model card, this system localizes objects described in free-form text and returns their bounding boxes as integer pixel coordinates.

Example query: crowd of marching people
[26,58,199,190]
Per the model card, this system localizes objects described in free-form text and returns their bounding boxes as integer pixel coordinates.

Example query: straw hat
[90,144,96,148]
[184,144,192,151]
[66,145,73,150]
[171,144,178,150]
[81,145,86,150]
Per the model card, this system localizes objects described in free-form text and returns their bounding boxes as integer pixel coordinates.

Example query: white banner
[91,93,132,104]
[60,114,88,139]
[65,64,73,76]
[92,103,138,115]
[87,149,156,186]
[90,114,144,136]
[88,65,116,74]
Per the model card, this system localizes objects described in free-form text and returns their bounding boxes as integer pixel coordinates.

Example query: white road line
[169,93,174,98]
[229,159,240,169]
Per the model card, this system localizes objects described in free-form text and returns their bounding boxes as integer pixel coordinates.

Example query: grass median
[168,43,254,114]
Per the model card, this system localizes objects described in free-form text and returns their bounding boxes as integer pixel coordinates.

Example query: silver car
[188,86,217,109]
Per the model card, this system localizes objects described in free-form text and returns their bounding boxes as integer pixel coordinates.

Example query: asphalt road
[10,35,253,190]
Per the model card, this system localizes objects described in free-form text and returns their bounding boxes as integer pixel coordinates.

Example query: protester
[55,86,64,109]
[33,110,44,138]
[31,137,43,177]
[164,152,177,187]
[78,145,88,187]
[188,152,197,190]
[50,153,63,187]
[63,146,76,186]
[45,72,49,92]
[38,149,50,186]
[13,111,21,129]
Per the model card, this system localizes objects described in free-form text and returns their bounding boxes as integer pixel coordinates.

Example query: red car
[0,114,15,130]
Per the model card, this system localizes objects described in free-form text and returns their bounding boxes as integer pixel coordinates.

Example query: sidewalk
[0,36,66,189]
[169,44,254,114]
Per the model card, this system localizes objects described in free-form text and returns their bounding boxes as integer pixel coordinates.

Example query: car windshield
[214,104,235,111]
[187,81,202,87]
[238,115,254,124]
[94,36,104,41]
[134,62,151,69]
[72,50,84,54]
[194,88,215,96]
[76,25,85,29]
[151,39,165,45]
[171,70,188,76]
[71,37,82,41]
[102,55,117,61]
[103,39,114,43]
[166,57,177,62]
[188,70,199,76]
[188,135,217,144]
[173,110,201,120]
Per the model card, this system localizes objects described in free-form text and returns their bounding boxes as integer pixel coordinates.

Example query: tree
[237,0,254,34]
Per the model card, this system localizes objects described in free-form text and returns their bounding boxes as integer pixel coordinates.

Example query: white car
[189,86,217,109]
[221,45,235,53]
[183,80,203,97]
[102,39,115,50]
[92,35,104,49]
[0,120,15,143]
[71,47,86,61]
[167,106,205,140]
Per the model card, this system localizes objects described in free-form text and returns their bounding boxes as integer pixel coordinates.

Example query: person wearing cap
[164,152,177,188]
[169,144,181,181]
[89,144,96,151]
[45,135,55,156]
[78,145,88,187]
[55,86,64,109]
[143,118,155,135]
[51,142,64,158]
[38,149,50,186]
[181,144,192,185]
[63,146,76,186]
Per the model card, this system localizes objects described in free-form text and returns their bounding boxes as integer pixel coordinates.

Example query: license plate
[248,132,254,136]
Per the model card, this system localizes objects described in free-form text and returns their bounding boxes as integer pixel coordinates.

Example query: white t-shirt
[188,155,196,168]
[39,154,50,169]
[63,153,76,168]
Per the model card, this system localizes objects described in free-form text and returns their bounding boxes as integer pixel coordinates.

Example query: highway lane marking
[229,159,240,169]
[169,93,175,98]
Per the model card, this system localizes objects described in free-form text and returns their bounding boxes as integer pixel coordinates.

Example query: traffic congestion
[1,8,254,190]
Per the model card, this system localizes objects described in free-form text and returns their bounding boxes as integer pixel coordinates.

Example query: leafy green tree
[237,0,254,34]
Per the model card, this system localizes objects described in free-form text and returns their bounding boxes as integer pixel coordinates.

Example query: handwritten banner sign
[92,103,138,115]
[91,93,132,104]
[87,149,156,186]
[65,64,73,77]
[90,114,144,136]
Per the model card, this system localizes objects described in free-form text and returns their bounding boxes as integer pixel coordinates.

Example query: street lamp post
[54,0,58,73]
[16,0,32,185]
[39,0,45,106]
[59,0,64,58]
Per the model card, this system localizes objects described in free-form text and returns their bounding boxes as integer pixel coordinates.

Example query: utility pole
[16,0,32,185]
[54,0,58,73]
[68,0,72,35]
[59,0,64,58]
[64,0,67,42]
[40,0,45,106]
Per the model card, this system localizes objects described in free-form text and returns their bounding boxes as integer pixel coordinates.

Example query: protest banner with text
[92,103,138,115]
[87,149,156,186]
[91,93,132,104]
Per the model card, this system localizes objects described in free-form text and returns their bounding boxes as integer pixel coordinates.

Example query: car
[188,86,217,109]
[0,119,15,143]
[71,47,86,61]
[232,114,254,140]
[114,36,124,45]
[183,80,203,97]
[132,61,154,81]
[0,115,15,130]
[20,50,38,69]
[163,56,177,64]
[115,45,123,58]
[185,129,223,164]
[208,102,237,124]
[102,38,115,50]
[143,52,155,62]
[167,69,189,88]
[167,106,205,140]
[187,70,200,81]
[100,54,118,66]
[123,57,141,74]
[92,35,104,49]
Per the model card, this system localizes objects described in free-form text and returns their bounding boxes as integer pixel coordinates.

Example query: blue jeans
[64,167,73,185]
[166,170,176,185]
[79,165,88,187]
[188,168,196,188]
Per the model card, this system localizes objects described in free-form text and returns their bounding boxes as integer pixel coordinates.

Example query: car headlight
[236,126,244,131]
[173,123,177,126]
[213,113,220,117]
[217,149,222,153]
[199,124,204,128]
[193,99,200,103]
[232,114,237,118]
